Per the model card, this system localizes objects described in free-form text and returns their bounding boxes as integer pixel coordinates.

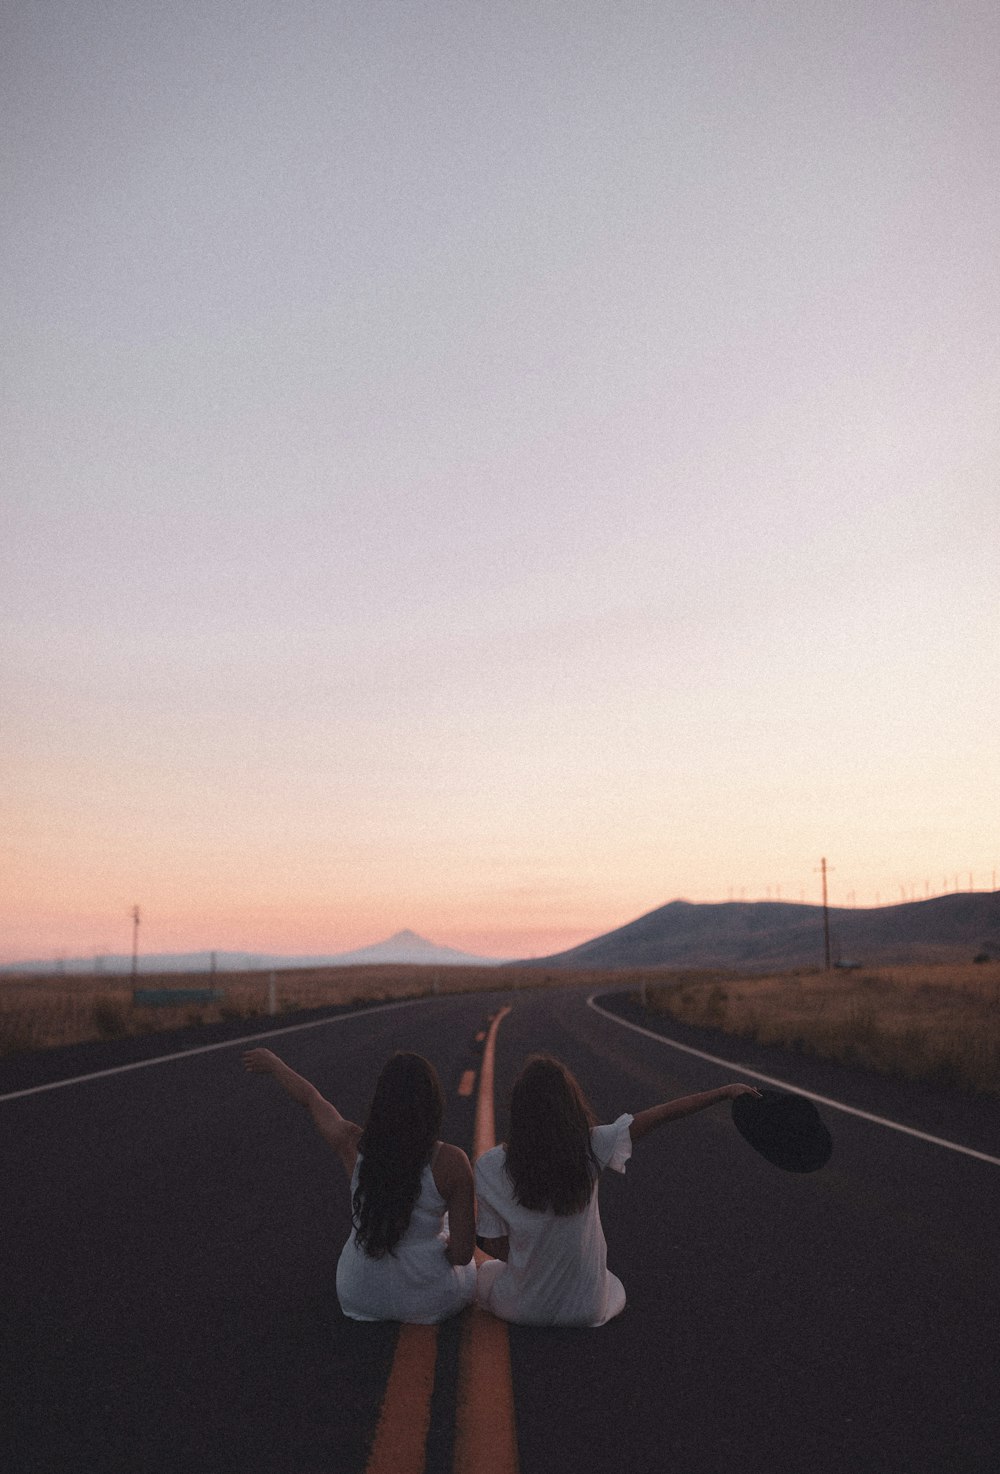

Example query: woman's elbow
[445,1239,475,1267]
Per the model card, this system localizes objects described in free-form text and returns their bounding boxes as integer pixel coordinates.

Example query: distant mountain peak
[2,929,502,975]
[340,930,487,965]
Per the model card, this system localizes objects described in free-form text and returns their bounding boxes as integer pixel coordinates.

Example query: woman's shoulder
[590,1114,634,1173]
[433,1140,471,1171]
[473,1144,508,1185]
[474,1142,505,1167]
[430,1141,473,1196]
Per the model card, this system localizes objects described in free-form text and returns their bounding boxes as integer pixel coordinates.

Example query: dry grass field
[0,962,623,1056]
[641,963,1000,1097]
[4,961,998,1098]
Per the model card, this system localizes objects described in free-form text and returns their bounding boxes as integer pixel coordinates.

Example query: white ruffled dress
[474,1114,634,1327]
[336,1149,477,1324]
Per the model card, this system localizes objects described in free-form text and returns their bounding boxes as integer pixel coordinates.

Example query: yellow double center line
[454,1007,518,1474]
[364,1007,519,1474]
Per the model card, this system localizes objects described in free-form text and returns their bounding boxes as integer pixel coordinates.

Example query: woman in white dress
[475,1054,759,1327]
[243,1048,476,1323]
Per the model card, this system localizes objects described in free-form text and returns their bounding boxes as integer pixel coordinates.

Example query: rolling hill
[520,892,1000,972]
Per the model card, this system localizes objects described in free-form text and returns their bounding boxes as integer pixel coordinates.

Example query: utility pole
[130,905,141,982]
[815,859,832,970]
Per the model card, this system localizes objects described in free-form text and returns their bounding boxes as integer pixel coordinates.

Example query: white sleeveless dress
[474,1115,634,1327]
[336,1148,476,1324]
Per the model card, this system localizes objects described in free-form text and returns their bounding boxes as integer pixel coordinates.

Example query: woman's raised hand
[243,1047,280,1073]
[723,1083,762,1100]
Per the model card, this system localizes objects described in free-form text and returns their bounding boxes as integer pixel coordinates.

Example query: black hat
[731,1088,832,1173]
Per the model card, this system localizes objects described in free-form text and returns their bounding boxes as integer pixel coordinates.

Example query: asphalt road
[2,985,998,1473]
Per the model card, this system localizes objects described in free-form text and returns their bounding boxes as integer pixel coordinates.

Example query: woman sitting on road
[243,1048,476,1323]
[474,1054,760,1327]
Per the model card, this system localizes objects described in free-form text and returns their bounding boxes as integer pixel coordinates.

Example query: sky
[3,0,998,964]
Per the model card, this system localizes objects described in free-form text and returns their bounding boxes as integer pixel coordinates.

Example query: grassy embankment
[640,964,1000,1097]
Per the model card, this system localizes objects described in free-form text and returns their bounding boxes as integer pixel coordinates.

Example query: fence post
[268,972,277,1016]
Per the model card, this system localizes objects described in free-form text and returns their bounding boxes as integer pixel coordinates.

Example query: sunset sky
[4,1,998,964]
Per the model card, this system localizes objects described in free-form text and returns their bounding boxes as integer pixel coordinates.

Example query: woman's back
[338,1148,476,1324]
[474,1115,633,1327]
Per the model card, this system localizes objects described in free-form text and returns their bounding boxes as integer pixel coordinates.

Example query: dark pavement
[2,986,998,1473]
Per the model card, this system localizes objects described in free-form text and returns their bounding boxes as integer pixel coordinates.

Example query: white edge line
[587,992,1000,1170]
[0,996,432,1104]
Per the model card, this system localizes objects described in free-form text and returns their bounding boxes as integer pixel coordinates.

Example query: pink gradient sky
[4,1,998,963]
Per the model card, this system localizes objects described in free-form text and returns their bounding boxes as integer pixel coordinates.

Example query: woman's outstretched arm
[243,1047,361,1177]
[629,1082,760,1143]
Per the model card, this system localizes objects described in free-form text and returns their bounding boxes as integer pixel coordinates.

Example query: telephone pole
[815,859,832,970]
[130,905,141,981]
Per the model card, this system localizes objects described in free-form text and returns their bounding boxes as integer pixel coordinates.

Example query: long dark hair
[504,1055,598,1215]
[353,1052,444,1258]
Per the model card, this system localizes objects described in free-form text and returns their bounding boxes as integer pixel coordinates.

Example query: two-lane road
[2,985,997,1472]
